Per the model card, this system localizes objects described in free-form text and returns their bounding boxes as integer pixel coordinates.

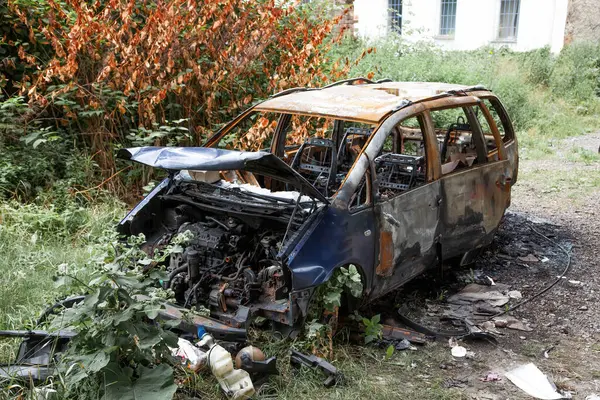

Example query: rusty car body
[117,78,518,340]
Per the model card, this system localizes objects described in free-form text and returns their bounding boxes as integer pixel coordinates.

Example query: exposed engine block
[164,211,287,319]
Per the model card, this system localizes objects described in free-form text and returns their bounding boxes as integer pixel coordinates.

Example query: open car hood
[118,147,329,204]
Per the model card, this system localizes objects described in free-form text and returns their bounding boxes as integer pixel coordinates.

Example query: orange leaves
[14,0,360,150]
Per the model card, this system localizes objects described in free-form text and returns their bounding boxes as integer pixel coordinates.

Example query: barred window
[389,0,402,33]
[498,0,520,40]
[439,0,457,36]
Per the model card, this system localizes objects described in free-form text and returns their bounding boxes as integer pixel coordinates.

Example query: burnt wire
[488,223,572,319]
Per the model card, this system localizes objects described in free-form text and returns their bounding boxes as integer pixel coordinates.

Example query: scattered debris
[198,333,255,400]
[507,290,523,300]
[505,363,567,400]
[494,316,533,332]
[171,337,208,371]
[443,377,469,388]
[543,345,555,359]
[518,254,540,263]
[585,395,600,400]
[447,283,510,307]
[290,350,344,387]
[379,323,431,344]
[567,280,582,287]
[579,305,589,311]
[0,329,75,381]
[235,346,277,378]
[480,372,502,382]
[451,346,467,358]
[480,320,502,335]
[494,319,508,328]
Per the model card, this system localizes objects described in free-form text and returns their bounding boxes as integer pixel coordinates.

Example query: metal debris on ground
[518,254,540,263]
[505,363,569,400]
[493,316,533,332]
[507,290,522,299]
[290,350,344,387]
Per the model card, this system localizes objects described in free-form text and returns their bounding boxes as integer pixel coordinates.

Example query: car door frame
[469,91,519,184]
[424,97,512,261]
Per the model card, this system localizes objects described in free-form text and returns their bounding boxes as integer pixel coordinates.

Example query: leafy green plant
[318,264,363,312]
[50,233,182,399]
[362,314,383,344]
[385,344,395,360]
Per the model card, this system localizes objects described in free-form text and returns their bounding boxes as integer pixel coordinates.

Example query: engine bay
[127,175,323,330]
[165,211,289,317]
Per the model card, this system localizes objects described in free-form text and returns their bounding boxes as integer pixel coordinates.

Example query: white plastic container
[200,334,255,400]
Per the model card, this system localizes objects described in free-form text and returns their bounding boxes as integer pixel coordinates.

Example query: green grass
[0,201,124,361]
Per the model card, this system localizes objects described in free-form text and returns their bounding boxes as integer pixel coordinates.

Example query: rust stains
[256,82,473,124]
[376,231,394,277]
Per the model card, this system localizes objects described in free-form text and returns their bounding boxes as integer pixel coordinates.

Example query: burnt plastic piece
[290,350,344,387]
[238,354,278,376]
[0,329,75,381]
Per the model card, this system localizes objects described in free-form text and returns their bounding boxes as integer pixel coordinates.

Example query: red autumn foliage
[11,0,363,188]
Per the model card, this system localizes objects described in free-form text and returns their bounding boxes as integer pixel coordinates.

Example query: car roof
[255,80,487,124]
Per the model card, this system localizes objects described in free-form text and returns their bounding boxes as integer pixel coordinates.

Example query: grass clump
[0,201,124,361]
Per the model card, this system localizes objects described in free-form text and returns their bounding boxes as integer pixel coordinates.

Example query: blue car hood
[118,146,329,203]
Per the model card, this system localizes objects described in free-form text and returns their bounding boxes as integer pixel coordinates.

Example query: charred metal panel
[118,177,170,236]
[439,160,511,259]
[286,205,375,292]
[504,139,519,185]
[369,181,441,300]
[255,82,473,124]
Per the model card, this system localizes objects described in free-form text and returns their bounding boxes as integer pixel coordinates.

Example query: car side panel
[504,138,519,185]
[439,160,511,259]
[368,181,441,301]
[286,205,376,292]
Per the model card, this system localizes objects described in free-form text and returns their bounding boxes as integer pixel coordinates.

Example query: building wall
[354,0,569,53]
[564,0,600,44]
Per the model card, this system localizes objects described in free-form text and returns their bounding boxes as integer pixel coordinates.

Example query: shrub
[550,41,600,102]
[5,0,358,192]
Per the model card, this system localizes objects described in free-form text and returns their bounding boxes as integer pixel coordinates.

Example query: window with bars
[439,0,457,36]
[498,0,520,40]
[388,0,402,33]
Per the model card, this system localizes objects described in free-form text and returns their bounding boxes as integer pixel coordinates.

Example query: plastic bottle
[197,331,255,400]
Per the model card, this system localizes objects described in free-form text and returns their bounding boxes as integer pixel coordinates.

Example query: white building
[353,0,570,53]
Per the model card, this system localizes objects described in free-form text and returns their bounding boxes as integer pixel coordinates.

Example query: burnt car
[117,78,518,339]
